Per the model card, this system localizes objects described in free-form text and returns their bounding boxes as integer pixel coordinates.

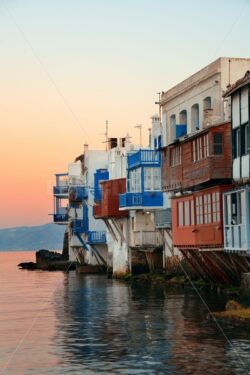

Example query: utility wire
[0,259,76,375]
[158,229,249,372]
[2,1,92,143]
[212,0,250,59]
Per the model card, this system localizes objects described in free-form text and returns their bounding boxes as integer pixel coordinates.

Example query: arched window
[203,96,212,110]
[191,104,199,131]
[179,110,187,125]
[170,114,176,140]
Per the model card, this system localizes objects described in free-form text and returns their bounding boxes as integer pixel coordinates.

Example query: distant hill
[0,223,66,251]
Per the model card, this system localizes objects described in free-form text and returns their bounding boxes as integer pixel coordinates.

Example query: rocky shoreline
[18,249,77,271]
[208,300,250,326]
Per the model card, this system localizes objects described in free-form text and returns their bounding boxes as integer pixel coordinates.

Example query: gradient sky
[0,0,250,228]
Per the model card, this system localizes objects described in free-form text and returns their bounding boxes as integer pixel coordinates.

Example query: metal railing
[133,230,163,247]
[128,150,161,169]
[154,208,172,228]
[87,231,106,244]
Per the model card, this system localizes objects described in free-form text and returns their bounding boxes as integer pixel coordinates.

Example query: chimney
[84,143,88,155]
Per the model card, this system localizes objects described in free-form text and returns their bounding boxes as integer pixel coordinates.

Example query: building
[52,146,108,268]
[160,57,250,147]
[159,58,250,283]
[117,116,165,273]
[93,136,132,277]
[223,72,250,266]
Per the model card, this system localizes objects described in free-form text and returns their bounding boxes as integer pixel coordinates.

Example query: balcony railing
[154,208,172,228]
[119,192,163,209]
[53,213,68,223]
[69,186,88,201]
[133,230,163,248]
[72,219,88,235]
[127,150,161,169]
[53,186,69,196]
[87,231,106,244]
[68,175,85,186]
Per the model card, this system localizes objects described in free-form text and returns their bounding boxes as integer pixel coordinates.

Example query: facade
[53,146,108,266]
[223,71,250,257]
[159,58,250,283]
[93,137,132,277]
[162,121,232,192]
[160,57,250,146]
[119,115,165,272]
[51,57,250,282]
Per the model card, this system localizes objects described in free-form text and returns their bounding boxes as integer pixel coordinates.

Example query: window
[179,110,187,125]
[178,202,183,226]
[144,167,161,191]
[191,103,199,131]
[212,192,220,222]
[158,135,162,149]
[130,169,141,192]
[213,132,223,155]
[224,189,247,250]
[170,114,176,141]
[192,134,209,162]
[196,196,203,224]
[204,194,212,224]
[232,124,249,159]
[203,96,212,110]
[170,146,181,166]
[190,200,195,225]
[233,128,240,158]
[178,199,194,227]
[241,123,249,156]
[184,201,190,226]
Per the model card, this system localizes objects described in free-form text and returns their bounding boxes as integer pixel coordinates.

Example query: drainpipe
[248,83,250,183]
[239,89,242,180]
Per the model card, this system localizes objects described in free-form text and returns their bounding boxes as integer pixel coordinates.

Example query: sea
[0,251,250,374]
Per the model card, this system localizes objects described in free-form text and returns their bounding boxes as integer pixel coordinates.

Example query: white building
[223,71,250,255]
[160,57,250,145]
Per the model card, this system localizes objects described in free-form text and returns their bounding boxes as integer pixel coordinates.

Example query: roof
[223,70,250,97]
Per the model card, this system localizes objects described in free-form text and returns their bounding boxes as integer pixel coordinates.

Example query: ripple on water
[0,252,250,375]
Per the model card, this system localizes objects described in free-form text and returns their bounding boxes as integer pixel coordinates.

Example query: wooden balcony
[171,185,231,249]
[162,122,232,192]
[93,178,128,219]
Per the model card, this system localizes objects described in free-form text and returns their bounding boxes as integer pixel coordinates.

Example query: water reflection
[1,253,249,375]
[53,274,250,374]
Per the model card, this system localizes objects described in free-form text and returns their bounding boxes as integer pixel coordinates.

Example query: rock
[18,262,37,270]
[225,300,243,311]
[18,248,76,271]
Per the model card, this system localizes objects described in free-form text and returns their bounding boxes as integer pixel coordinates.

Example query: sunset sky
[0,0,250,228]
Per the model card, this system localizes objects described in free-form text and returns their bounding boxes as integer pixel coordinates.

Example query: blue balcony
[69,186,88,201]
[119,191,163,210]
[53,213,68,224]
[87,231,107,244]
[127,150,161,169]
[176,124,187,138]
[53,186,69,197]
[72,219,89,235]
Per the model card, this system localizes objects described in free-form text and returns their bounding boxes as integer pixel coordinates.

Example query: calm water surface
[0,251,250,374]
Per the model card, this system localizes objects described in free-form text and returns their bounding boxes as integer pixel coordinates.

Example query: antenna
[155,92,161,121]
[101,120,109,151]
[134,124,142,147]
[228,58,231,86]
